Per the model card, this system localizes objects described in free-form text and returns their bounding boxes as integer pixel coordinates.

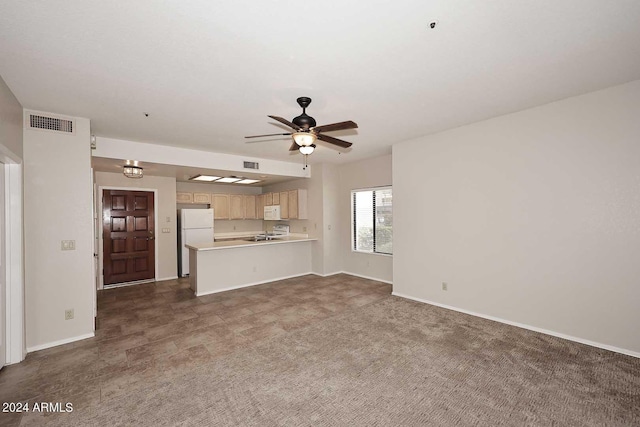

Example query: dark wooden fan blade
[312,120,358,133]
[317,133,353,148]
[245,133,292,138]
[289,142,299,151]
[268,115,300,130]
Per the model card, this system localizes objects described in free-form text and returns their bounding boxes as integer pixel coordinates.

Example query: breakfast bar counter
[186,237,317,296]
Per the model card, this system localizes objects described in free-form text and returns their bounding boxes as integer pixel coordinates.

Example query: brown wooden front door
[103,190,155,286]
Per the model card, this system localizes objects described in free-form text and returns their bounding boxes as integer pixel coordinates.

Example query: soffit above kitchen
[92,156,297,186]
[1,1,640,164]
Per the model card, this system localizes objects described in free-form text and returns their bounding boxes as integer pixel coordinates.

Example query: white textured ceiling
[1,1,640,165]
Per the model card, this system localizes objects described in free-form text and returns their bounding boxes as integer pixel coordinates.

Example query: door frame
[97,186,158,290]
[1,147,25,365]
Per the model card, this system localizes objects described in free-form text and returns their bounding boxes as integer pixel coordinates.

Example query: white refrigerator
[178,208,214,277]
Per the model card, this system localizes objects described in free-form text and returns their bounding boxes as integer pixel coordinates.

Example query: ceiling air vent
[243,161,259,170]
[27,113,74,133]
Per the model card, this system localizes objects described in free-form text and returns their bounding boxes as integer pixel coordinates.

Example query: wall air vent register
[25,111,75,134]
[243,161,259,170]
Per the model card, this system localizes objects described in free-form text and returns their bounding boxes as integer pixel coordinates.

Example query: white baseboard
[312,271,343,277]
[27,333,95,353]
[194,272,316,297]
[311,270,393,285]
[392,292,640,359]
[156,276,178,281]
[342,271,393,285]
[195,271,390,297]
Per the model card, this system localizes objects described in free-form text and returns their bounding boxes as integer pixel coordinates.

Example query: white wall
[263,165,344,276]
[262,158,394,281]
[305,167,325,274]
[393,80,640,355]
[321,164,342,275]
[95,171,178,281]
[0,76,22,159]
[190,241,313,296]
[24,113,94,350]
[337,155,393,283]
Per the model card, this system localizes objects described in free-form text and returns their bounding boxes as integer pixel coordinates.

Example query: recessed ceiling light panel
[189,175,221,182]
[236,179,261,184]
[216,177,242,183]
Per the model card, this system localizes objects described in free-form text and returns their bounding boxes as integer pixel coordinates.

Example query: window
[352,187,392,255]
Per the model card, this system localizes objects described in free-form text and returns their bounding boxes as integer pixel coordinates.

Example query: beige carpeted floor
[29,295,639,426]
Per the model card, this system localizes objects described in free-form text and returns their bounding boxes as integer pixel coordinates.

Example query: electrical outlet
[65,309,74,320]
[233,226,236,230]
[303,226,307,232]
[166,216,171,222]
[442,282,448,291]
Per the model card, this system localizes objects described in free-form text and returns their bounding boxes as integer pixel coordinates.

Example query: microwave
[264,205,281,221]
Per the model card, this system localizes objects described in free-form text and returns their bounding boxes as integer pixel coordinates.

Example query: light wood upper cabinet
[244,195,256,219]
[229,194,244,220]
[176,192,193,204]
[288,189,308,219]
[279,191,289,219]
[256,194,265,219]
[188,189,306,220]
[193,192,211,204]
[212,194,230,220]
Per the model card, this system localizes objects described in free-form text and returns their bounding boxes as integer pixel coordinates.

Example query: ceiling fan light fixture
[292,132,316,147]
[123,165,143,179]
[299,144,316,155]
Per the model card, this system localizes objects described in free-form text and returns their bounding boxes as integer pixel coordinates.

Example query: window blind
[352,187,392,255]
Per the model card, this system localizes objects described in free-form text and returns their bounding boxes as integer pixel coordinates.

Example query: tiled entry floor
[0,274,391,426]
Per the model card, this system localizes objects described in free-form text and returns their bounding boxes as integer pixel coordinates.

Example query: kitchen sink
[243,235,271,242]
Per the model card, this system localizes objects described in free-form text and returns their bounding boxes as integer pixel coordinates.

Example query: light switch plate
[61,240,76,251]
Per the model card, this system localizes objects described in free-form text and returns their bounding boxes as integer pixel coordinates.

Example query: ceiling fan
[245,97,358,155]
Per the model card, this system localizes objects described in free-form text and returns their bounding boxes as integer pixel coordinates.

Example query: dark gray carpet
[44,297,640,426]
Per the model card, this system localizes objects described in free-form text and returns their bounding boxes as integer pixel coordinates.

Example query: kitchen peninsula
[187,237,317,296]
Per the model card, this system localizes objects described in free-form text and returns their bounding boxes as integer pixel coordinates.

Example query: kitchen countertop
[186,236,317,251]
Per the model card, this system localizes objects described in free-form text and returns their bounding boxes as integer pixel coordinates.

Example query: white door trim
[97,186,159,290]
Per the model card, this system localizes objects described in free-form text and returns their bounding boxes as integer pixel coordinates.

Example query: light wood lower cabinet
[229,195,244,220]
[212,194,229,219]
[244,195,256,219]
